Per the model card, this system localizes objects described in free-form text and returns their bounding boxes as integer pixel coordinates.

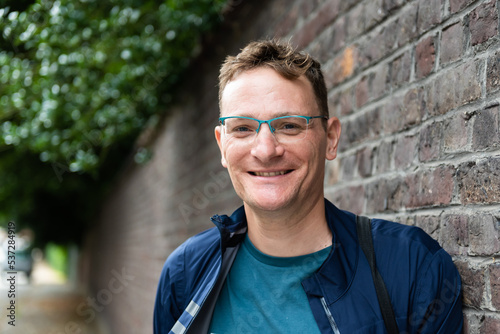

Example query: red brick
[382,22,398,53]
[440,21,465,65]
[470,0,498,46]
[469,214,500,256]
[443,115,468,153]
[463,312,472,334]
[383,90,424,134]
[415,35,436,79]
[370,63,389,100]
[309,37,331,67]
[274,3,300,37]
[339,0,363,13]
[383,0,405,12]
[355,76,369,108]
[449,0,475,13]
[293,0,340,49]
[328,90,341,118]
[326,184,365,214]
[489,264,500,309]
[311,17,346,65]
[326,158,340,185]
[455,261,485,309]
[440,214,469,256]
[405,166,454,208]
[458,157,500,205]
[417,0,443,34]
[357,35,385,69]
[330,45,358,85]
[394,134,418,169]
[419,121,442,162]
[393,3,419,47]
[383,96,403,134]
[339,154,357,181]
[487,51,500,93]
[341,107,382,148]
[457,61,483,105]
[330,16,347,54]
[323,62,335,91]
[403,87,426,124]
[299,0,325,18]
[345,2,365,40]
[364,182,380,214]
[415,215,440,241]
[397,215,416,227]
[472,106,500,150]
[365,177,406,213]
[356,146,374,177]
[426,72,456,116]
[391,51,412,89]
[364,0,388,31]
[339,85,355,116]
[480,315,500,334]
[385,179,408,212]
[374,140,393,174]
[427,60,482,116]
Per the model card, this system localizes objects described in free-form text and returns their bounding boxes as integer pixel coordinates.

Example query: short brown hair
[218,39,329,117]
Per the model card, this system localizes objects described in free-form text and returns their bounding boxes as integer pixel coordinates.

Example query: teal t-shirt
[209,235,331,334]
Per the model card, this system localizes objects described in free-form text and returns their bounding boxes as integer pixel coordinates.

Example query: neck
[244,198,332,257]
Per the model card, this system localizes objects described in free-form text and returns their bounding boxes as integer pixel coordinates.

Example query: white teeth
[254,171,287,177]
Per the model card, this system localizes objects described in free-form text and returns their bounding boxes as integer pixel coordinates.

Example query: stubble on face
[216,67,329,217]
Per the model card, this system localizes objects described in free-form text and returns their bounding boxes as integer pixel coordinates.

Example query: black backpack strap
[356,215,400,334]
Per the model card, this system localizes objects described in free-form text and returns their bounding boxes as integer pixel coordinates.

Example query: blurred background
[1,0,500,333]
[0,0,229,332]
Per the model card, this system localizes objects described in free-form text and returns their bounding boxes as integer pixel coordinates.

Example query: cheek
[302,137,325,160]
[222,142,246,168]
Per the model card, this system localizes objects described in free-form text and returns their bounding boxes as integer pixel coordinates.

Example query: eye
[273,118,307,135]
[282,122,301,130]
[224,118,258,137]
[233,125,253,132]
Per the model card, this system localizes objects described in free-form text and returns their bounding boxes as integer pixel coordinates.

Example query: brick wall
[84,0,500,332]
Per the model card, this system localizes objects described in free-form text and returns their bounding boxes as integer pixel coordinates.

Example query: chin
[244,194,296,213]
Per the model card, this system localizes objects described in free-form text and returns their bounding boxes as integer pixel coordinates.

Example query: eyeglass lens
[223,117,312,142]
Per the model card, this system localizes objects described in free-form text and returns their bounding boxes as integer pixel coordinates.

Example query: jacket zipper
[320,297,340,334]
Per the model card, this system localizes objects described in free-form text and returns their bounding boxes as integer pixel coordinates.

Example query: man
[154,40,463,333]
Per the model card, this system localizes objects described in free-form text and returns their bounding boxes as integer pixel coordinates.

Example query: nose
[250,123,285,162]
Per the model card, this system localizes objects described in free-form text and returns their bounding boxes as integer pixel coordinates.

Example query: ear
[325,117,341,160]
[215,125,228,168]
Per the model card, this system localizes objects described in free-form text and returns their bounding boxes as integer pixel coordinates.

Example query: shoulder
[154,227,222,332]
[370,218,442,255]
[155,227,221,311]
[369,218,457,280]
[369,219,462,326]
[160,227,221,279]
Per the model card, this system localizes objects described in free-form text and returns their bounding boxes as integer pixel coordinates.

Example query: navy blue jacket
[154,200,463,333]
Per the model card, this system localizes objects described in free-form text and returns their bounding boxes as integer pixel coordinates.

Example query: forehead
[220,67,317,118]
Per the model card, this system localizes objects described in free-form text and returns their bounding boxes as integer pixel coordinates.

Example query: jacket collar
[302,199,359,304]
[211,206,247,248]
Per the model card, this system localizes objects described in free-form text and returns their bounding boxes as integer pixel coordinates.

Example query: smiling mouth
[250,170,293,177]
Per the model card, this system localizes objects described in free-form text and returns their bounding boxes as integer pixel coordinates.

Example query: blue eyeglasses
[219,115,327,142]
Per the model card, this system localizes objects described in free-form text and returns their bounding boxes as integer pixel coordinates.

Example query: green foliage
[45,242,68,276]
[0,0,227,245]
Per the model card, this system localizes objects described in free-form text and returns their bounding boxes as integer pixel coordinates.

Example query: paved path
[0,259,105,334]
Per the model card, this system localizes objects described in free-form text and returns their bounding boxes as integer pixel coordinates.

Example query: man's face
[215,67,340,214]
